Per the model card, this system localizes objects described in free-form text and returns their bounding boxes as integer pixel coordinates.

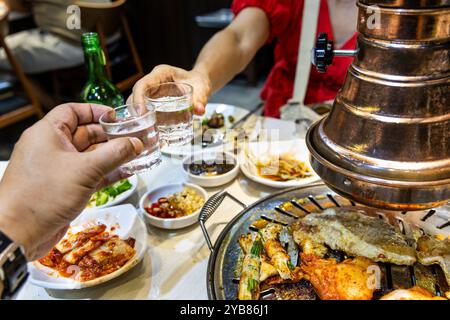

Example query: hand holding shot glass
[100,103,162,175]
[99,82,195,174]
[145,82,194,147]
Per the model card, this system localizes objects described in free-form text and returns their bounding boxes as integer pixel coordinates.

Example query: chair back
[0,5,44,129]
[76,0,126,37]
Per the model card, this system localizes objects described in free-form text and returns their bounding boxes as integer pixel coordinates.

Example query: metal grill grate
[234,193,449,299]
[203,184,450,300]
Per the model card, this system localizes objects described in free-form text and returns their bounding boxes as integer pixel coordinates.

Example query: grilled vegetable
[238,234,263,300]
[280,227,299,268]
[259,223,295,280]
[239,234,278,282]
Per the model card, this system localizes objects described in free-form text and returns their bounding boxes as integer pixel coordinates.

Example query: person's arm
[193,7,270,95]
[131,7,270,115]
[0,103,143,261]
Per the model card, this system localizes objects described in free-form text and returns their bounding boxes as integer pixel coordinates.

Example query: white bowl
[139,183,208,230]
[182,151,239,187]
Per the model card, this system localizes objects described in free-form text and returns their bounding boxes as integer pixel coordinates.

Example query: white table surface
[1,116,304,300]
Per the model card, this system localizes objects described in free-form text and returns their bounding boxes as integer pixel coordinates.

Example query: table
[2,115,303,300]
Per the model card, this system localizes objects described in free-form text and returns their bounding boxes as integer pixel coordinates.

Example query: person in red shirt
[131,0,358,118]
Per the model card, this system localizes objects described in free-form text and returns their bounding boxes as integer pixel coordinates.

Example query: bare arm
[131,7,270,115]
[193,7,270,94]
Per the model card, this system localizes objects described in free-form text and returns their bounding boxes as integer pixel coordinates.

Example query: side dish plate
[29,204,147,290]
[239,139,321,188]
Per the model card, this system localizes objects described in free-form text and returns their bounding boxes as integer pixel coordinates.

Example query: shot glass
[145,82,194,146]
[100,103,162,174]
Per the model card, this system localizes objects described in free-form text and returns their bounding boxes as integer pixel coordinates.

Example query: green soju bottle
[80,32,124,107]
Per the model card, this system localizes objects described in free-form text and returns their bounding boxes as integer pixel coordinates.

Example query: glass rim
[144,82,193,103]
[99,103,154,127]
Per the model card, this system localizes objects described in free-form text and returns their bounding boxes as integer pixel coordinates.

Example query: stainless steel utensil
[308,1,450,210]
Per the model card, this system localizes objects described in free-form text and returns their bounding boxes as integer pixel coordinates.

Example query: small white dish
[239,139,321,189]
[139,183,208,230]
[86,175,138,209]
[28,204,147,290]
[182,151,239,188]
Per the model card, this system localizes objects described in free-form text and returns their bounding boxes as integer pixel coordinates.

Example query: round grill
[200,183,450,300]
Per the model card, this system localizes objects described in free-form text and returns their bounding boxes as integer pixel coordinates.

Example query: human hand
[129,65,211,116]
[0,103,144,260]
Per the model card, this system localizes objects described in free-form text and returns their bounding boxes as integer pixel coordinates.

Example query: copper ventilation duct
[307,0,450,210]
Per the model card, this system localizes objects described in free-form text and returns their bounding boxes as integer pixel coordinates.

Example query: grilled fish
[260,223,295,280]
[291,208,417,265]
[291,223,328,257]
[416,235,450,287]
[238,234,263,300]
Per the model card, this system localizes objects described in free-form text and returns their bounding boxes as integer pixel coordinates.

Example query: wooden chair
[0,5,44,129]
[76,0,144,92]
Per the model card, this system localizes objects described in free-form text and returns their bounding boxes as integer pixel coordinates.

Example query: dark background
[127,0,234,71]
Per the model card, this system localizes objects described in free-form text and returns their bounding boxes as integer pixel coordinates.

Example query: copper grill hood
[306,0,450,211]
